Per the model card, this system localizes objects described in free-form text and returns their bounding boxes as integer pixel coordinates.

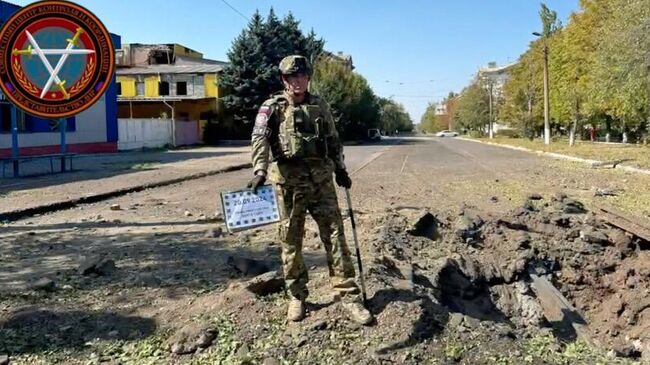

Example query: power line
[219,0,249,22]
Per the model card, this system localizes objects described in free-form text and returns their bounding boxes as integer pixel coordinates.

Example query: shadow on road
[0,150,240,194]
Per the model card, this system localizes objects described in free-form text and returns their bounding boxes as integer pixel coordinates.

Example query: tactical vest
[270,95,329,161]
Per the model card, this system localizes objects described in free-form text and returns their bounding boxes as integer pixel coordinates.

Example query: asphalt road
[0,136,634,290]
[1,136,585,229]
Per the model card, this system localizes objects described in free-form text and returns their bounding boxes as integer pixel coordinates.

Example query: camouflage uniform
[250,69,360,303]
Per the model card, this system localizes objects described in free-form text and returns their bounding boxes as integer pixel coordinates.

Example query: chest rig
[271,95,329,161]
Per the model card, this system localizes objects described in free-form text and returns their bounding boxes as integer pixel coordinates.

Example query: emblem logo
[0,0,115,118]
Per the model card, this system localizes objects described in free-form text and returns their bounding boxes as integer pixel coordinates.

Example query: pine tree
[219,10,326,126]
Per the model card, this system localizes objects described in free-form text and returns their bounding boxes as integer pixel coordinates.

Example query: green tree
[379,98,413,134]
[456,79,490,133]
[591,0,650,143]
[310,58,380,140]
[419,102,446,133]
[219,9,325,129]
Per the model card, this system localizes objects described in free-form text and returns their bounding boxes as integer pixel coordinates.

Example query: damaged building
[115,43,227,148]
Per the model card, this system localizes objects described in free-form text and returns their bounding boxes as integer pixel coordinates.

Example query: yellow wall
[117,76,136,97]
[145,75,160,97]
[174,44,202,59]
[204,73,218,98]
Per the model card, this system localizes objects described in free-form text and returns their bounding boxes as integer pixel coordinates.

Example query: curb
[457,137,650,176]
[0,162,252,222]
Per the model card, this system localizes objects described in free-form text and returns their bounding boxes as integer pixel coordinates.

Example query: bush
[497,129,521,138]
[468,130,483,138]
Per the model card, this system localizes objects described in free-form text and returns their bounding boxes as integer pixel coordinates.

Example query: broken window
[149,49,172,65]
[136,82,144,96]
[159,81,170,96]
[176,81,187,96]
[116,82,122,96]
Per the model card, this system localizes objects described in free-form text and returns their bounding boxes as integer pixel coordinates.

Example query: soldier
[247,55,373,325]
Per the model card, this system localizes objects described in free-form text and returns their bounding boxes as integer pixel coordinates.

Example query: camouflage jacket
[251,91,346,184]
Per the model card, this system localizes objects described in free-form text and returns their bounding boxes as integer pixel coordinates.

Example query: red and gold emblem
[0,0,114,118]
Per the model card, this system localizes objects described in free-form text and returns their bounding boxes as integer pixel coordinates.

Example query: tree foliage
[310,58,381,140]
[455,79,490,133]
[219,9,324,125]
[378,98,413,134]
[419,92,458,133]
[490,0,650,143]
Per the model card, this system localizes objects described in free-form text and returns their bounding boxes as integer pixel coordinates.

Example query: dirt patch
[2,192,648,364]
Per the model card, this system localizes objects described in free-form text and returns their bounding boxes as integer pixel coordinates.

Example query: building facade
[115,43,226,146]
[477,61,516,134]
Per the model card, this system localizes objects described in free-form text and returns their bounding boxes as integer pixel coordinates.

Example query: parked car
[435,130,458,137]
[367,128,382,141]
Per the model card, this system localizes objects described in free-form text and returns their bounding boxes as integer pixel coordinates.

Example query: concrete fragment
[32,277,55,292]
[167,324,217,355]
[580,229,609,245]
[78,255,116,276]
[205,226,223,238]
[244,271,285,296]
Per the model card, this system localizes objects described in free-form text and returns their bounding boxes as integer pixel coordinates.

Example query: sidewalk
[0,145,253,221]
[458,137,650,176]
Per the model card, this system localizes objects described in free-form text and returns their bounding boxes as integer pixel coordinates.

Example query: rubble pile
[368,194,650,360]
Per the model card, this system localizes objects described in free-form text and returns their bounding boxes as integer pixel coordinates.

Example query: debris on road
[78,255,116,276]
[205,226,224,238]
[166,323,217,355]
[244,271,285,296]
[31,277,55,292]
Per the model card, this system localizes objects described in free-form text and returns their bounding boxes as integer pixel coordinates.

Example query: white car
[435,130,458,137]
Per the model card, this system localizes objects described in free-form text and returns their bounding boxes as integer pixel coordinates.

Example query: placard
[220,185,281,232]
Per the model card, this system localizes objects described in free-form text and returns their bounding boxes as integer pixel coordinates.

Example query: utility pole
[542,41,550,145]
[487,80,494,138]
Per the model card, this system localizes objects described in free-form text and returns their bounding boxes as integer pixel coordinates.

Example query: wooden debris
[596,204,650,242]
[530,274,595,345]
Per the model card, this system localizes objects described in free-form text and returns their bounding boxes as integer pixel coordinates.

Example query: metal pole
[344,188,368,306]
[488,81,494,139]
[10,105,19,177]
[543,42,551,145]
[60,118,67,171]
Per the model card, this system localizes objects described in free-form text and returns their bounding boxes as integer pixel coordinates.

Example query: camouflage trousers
[276,178,359,302]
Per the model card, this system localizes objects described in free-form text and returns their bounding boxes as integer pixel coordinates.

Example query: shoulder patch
[255,106,272,126]
[253,105,272,137]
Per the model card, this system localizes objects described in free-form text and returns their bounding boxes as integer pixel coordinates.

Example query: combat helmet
[279,55,312,76]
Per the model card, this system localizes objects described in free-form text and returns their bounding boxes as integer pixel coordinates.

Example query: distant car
[435,130,458,137]
[367,128,382,141]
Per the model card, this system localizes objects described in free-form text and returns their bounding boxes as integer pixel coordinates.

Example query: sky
[11,0,580,123]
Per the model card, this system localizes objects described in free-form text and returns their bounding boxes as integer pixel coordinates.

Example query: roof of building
[175,55,228,66]
[478,62,516,74]
[116,63,225,75]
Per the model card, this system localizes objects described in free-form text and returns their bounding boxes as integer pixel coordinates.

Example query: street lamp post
[533,31,551,145]
[488,80,494,139]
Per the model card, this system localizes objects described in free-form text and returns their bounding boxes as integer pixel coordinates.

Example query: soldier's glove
[335,169,352,189]
[247,175,266,193]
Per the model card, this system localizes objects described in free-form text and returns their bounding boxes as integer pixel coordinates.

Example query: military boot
[287,298,306,322]
[342,301,373,325]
